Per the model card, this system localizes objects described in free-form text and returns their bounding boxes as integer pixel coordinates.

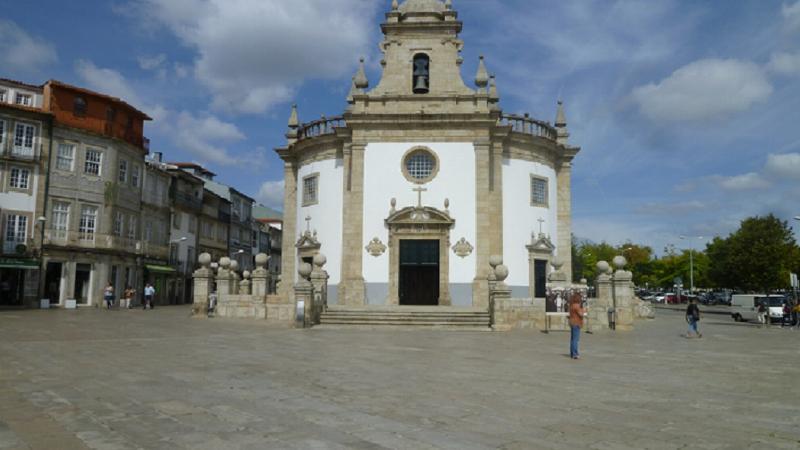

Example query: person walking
[143,283,155,310]
[793,301,800,330]
[103,283,114,309]
[686,298,702,338]
[120,286,131,309]
[782,302,792,328]
[757,301,767,328]
[568,292,586,359]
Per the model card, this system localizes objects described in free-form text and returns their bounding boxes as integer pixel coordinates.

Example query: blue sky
[3,0,799,253]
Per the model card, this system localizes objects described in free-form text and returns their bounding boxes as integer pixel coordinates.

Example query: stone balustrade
[297,116,346,141]
[500,113,557,141]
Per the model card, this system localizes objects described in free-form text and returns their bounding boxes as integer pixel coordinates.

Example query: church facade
[276,0,580,308]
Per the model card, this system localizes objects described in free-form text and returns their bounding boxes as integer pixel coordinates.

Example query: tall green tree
[706,214,797,292]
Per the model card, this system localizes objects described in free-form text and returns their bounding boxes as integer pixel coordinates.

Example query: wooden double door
[398,239,439,306]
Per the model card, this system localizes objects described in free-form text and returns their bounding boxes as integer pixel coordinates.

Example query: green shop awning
[0,258,39,270]
[145,264,177,274]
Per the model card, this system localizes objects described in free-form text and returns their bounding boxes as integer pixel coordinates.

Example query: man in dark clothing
[686,299,701,338]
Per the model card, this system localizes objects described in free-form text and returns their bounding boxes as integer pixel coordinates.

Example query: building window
[15,93,32,107]
[202,221,213,238]
[217,224,226,242]
[173,212,182,229]
[106,107,116,122]
[302,173,319,206]
[13,122,35,157]
[84,149,102,175]
[251,230,258,247]
[412,53,430,94]
[131,165,140,188]
[169,243,179,266]
[402,147,439,184]
[188,215,197,234]
[0,90,6,102]
[4,215,27,252]
[56,143,75,171]
[52,202,70,239]
[0,120,5,147]
[232,197,242,218]
[79,206,98,241]
[113,212,124,236]
[187,246,196,272]
[530,175,549,207]
[128,215,137,240]
[73,96,87,117]
[118,159,128,183]
[9,167,30,189]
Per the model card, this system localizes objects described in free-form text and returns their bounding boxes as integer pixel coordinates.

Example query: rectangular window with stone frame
[84,148,102,176]
[302,173,319,206]
[56,143,75,171]
[118,159,128,183]
[9,167,30,190]
[530,175,549,207]
[0,119,5,149]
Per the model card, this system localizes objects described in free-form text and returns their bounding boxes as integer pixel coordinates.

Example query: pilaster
[278,161,298,302]
[556,160,573,282]
[339,142,366,305]
[472,139,491,307]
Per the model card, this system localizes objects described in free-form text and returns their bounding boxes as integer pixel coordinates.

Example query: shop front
[0,258,40,307]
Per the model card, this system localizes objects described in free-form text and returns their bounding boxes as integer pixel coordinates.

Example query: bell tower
[369,0,473,98]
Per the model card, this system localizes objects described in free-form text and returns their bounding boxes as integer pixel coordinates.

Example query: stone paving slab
[0,306,798,449]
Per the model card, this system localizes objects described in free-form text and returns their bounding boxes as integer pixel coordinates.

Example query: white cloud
[257,180,284,210]
[631,59,773,122]
[635,200,709,216]
[75,59,141,106]
[783,1,800,32]
[764,152,800,179]
[0,20,57,74]
[128,0,378,114]
[167,111,247,166]
[767,51,800,75]
[715,172,770,191]
[138,53,167,71]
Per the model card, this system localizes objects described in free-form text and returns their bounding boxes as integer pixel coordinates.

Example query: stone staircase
[317,305,491,331]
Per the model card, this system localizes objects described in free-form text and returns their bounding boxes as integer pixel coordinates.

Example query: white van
[730,294,785,322]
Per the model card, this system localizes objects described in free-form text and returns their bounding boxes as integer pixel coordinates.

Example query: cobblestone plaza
[1,307,798,449]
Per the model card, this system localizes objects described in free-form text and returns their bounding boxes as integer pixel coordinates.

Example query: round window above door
[401,147,439,184]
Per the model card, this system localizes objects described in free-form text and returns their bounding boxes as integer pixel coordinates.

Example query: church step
[326,305,486,313]
[319,305,490,329]
[321,318,489,326]
[322,312,489,318]
[321,313,487,321]
[314,324,492,331]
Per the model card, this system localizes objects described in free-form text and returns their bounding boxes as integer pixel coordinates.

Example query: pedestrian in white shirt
[143,283,155,310]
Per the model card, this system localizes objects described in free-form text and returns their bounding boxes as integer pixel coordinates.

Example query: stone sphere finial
[580,278,588,285]
[551,257,564,271]
[198,252,211,267]
[242,270,251,279]
[219,257,231,269]
[444,198,450,210]
[596,260,610,274]
[255,253,268,267]
[298,262,313,279]
[230,260,239,271]
[313,252,327,268]
[489,255,503,268]
[390,198,396,209]
[494,264,509,282]
[612,255,627,270]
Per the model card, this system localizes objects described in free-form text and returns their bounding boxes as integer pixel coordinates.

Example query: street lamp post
[679,236,704,294]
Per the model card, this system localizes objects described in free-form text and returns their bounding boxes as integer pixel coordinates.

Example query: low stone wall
[216,295,266,320]
[493,298,547,331]
[266,304,295,324]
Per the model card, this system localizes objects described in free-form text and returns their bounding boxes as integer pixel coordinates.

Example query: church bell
[414,75,429,94]
[413,55,430,94]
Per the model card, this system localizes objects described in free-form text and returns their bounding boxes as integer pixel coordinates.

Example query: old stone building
[0,79,50,307]
[141,154,175,305]
[276,0,580,307]
[41,80,152,306]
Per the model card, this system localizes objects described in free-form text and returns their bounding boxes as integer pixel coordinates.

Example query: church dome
[398,0,446,14]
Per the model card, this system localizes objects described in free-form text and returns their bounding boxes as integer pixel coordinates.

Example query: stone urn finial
[313,252,327,268]
[489,255,503,269]
[494,264,509,282]
[255,253,268,268]
[242,270,251,280]
[551,257,564,271]
[298,262,313,280]
[596,260,610,275]
[198,252,211,267]
[219,257,231,269]
[230,260,239,272]
[613,255,627,270]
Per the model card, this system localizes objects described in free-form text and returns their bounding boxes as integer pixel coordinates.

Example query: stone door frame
[386,206,454,306]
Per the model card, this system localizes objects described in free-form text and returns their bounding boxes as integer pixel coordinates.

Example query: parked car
[665,293,689,304]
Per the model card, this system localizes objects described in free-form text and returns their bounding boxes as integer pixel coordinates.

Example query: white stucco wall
[502,158,558,288]
[0,171,38,212]
[295,158,344,285]
[363,142,476,304]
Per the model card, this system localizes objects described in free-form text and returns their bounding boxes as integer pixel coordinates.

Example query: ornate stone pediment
[452,237,473,258]
[296,229,321,251]
[527,232,555,254]
[385,206,455,231]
